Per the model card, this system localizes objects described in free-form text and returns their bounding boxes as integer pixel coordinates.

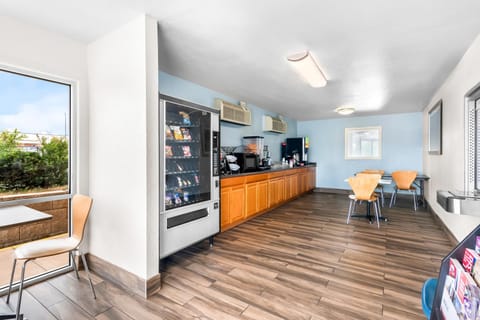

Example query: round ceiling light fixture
[334,106,355,115]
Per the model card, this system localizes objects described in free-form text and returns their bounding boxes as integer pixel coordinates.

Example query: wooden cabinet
[229,185,245,224]
[245,182,258,217]
[221,188,230,227]
[268,177,285,207]
[220,176,245,231]
[307,167,316,190]
[221,166,316,231]
[257,181,268,212]
[299,171,308,194]
[245,180,269,218]
[285,173,299,200]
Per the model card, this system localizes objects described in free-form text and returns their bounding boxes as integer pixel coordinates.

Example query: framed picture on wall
[345,126,382,160]
[428,100,442,155]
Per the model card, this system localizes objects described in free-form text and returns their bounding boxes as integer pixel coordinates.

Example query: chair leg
[79,250,96,299]
[380,187,385,207]
[413,190,417,211]
[377,198,382,217]
[6,258,17,304]
[15,260,30,320]
[70,251,80,279]
[373,201,380,228]
[389,188,397,208]
[347,199,353,224]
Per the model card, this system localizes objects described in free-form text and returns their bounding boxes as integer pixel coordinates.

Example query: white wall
[424,34,480,241]
[88,15,159,280]
[0,16,89,194]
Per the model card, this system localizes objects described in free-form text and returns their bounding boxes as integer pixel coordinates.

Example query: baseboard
[426,203,458,246]
[314,187,350,195]
[86,253,161,299]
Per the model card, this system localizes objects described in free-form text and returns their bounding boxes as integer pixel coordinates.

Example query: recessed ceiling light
[335,106,355,115]
[287,51,327,88]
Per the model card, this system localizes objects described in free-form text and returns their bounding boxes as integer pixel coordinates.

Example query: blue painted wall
[159,71,298,161]
[297,112,423,190]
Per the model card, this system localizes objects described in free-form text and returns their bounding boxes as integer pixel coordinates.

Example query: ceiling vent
[215,99,252,126]
[263,115,288,134]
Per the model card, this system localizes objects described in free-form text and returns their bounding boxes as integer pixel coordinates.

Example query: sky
[0,69,70,136]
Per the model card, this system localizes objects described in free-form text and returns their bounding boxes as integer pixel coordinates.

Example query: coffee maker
[261,145,272,168]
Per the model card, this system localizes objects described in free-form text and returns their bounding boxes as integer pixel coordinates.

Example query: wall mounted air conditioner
[263,115,288,134]
[215,99,252,126]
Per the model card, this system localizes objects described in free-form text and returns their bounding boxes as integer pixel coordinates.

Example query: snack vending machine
[159,95,220,259]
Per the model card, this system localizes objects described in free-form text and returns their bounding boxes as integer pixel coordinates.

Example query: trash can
[422,278,438,319]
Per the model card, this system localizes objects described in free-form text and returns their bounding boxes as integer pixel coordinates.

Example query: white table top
[344,178,392,184]
[379,179,391,185]
[0,205,52,228]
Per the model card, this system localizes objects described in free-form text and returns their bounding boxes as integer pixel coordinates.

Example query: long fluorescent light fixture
[287,51,327,87]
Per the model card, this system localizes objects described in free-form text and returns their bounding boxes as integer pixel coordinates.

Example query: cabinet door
[269,178,285,206]
[257,181,268,212]
[245,183,258,217]
[308,168,316,190]
[299,173,307,193]
[277,177,285,203]
[268,179,277,207]
[285,176,291,200]
[221,188,230,229]
[290,174,298,198]
[229,185,245,224]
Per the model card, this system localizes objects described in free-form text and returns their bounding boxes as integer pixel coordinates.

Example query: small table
[0,205,52,228]
[345,178,392,185]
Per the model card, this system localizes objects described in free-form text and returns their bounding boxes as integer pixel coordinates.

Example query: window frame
[345,126,382,160]
[465,82,480,192]
[0,64,77,294]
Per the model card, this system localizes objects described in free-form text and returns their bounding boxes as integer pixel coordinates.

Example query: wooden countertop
[221,163,316,180]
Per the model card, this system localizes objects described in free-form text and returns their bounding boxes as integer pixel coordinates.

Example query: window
[0,66,74,290]
[345,127,382,160]
[0,68,71,195]
[428,100,442,155]
[466,84,480,192]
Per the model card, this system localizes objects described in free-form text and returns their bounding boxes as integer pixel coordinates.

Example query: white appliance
[263,115,288,133]
[159,95,220,259]
[214,98,252,126]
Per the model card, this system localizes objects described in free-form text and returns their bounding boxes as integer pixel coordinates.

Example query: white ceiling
[2,0,480,120]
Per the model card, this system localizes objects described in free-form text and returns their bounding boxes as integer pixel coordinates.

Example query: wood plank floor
[0,192,454,319]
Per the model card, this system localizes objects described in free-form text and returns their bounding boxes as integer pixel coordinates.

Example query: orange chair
[360,169,385,206]
[347,173,382,228]
[6,194,96,319]
[389,170,418,210]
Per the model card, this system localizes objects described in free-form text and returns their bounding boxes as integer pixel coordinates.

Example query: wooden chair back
[392,170,417,190]
[348,174,381,201]
[72,194,93,242]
